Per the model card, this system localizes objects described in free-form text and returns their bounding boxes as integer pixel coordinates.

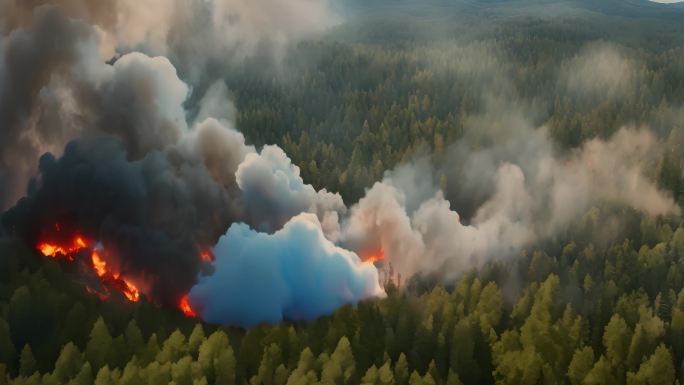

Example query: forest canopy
[3,0,684,384]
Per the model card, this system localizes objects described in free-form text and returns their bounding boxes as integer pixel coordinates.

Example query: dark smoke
[0,1,382,326]
[0,6,95,208]
[1,135,242,305]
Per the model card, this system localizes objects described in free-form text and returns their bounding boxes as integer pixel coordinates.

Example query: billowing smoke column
[0,1,681,328]
[0,0,338,210]
[342,127,681,282]
[236,145,346,239]
[189,214,383,328]
[0,2,379,322]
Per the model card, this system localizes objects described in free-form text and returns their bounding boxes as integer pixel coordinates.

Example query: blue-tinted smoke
[188,213,385,328]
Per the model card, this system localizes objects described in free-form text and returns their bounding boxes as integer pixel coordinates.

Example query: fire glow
[179,294,197,317]
[363,249,385,264]
[35,231,142,303]
[200,250,214,262]
[33,227,212,315]
[91,249,140,302]
[37,236,87,261]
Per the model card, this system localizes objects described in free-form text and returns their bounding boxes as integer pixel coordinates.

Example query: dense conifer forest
[4,1,684,384]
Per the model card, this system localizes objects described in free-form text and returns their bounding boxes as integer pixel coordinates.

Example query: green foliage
[4,5,684,385]
[18,345,36,378]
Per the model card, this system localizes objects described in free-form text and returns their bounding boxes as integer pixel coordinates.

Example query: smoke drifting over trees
[0,0,682,329]
[0,1,371,323]
[189,213,383,328]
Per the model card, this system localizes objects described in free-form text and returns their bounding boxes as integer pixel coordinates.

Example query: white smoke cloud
[236,145,346,239]
[341,162,536,280]
[1,0,338,61]
[342,181,426,277]
[194,80,237,125]
[560,41,637,100]
[341,127,679,281]
[188,213,384,328]
[539,127,680,233]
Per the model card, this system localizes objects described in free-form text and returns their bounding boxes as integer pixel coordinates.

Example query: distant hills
[335,0,684,48]
[342,0,684,18]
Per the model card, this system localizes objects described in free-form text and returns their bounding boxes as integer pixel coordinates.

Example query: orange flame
[91,249,108,277]
[118,278,140,302]
[363,249,385,264]
[90,249,140,302]
[179,294,196,317]
[37,235,88,260]
[200,250,214,262]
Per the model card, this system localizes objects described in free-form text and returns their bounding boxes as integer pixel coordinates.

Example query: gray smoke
[0,0,338,210]
[236,145,346,239]
[339,40,680,281]
[559,42,637,101]
[341,126,679,281]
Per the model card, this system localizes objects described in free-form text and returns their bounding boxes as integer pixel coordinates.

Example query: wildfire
[90,249,140,302]
[200,250,214,262]
[34,225,203,314]
[179,294,197,317]
[35,228,143,303]
[363,249,385,264]
[37,235,88,260]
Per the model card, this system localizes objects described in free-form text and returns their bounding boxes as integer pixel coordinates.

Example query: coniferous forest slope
[3,0,684,384]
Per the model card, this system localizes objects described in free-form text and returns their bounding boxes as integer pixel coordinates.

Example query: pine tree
[85,318,113,371]
[394,353,409,385]
[188,324,206,355]
[19,344,37,377]
[53,342,83,382]
[567,346,595,385]
[214,347,236,385]
[626,345,675,385]
[69,363,93,385]
[125,320,145,359]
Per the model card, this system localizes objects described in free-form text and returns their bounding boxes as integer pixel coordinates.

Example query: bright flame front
[90,249,140,302]
[37,235,87,261]
[35,230,140,303]
[179,294,196,317]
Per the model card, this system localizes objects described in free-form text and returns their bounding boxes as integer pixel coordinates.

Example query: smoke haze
[0,1,681,327]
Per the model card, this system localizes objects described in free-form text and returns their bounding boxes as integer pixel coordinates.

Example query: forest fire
[179,294,197,317]
[37,235,87,260]
[35,231,142,302]
[32,227,226,310]
[363,249,385,264]
[90,249,140,302]
[200,250,214,262]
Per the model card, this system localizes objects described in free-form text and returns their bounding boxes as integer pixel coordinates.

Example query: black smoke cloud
[0,6,255,305]
[1,133,243,305]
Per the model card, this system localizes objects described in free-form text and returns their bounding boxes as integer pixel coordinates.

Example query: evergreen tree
[18,345,37,378]
[85,318,113,371]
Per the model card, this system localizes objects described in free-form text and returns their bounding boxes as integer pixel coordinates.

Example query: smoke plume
[340,126,680,282]
[0,2,681,328]
[189,213,383,328]
[236,145,346,239]
[0,0,338,210]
